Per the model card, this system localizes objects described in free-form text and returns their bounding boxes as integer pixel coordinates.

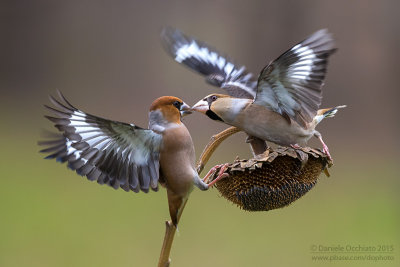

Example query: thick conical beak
[180,102,192,117]
[191,99,209,114]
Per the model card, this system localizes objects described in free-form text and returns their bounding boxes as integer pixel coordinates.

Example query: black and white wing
[254,29,336,127]
[161,27,257,99]
[39,91,163,193]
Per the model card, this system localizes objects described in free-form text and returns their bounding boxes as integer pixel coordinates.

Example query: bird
[161,28,345,160]
[39,91,228,226]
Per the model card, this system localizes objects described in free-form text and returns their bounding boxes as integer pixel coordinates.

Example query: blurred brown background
[1,1,399,266]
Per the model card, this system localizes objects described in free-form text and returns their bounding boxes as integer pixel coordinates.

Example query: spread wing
[161,27,257,99]
[39,91,163,193]
[254,29,336,127]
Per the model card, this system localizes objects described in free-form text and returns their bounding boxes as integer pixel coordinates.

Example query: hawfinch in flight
[161,28,345,160]
[40,92,227,226]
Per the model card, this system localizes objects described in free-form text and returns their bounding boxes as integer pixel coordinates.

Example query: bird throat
[206,110,223,122]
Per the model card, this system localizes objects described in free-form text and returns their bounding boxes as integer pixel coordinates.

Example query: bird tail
[313,105,346,125]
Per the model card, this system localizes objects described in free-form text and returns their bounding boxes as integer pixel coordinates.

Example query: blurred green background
[1,0,399,266]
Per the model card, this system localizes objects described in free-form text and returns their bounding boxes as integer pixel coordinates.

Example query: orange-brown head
[149,96,192,123]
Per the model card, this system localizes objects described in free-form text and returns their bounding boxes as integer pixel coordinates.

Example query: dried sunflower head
[208,146,332,211]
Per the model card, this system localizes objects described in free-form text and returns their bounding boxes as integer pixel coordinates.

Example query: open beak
[191,99,209,114]
[180,102,193,117]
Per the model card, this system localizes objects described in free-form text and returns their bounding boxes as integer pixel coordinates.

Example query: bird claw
[206,163,229,188]
[322,144,333,162]
[290,144,302,149]
[202,164,222,183]
[315,133,333,162]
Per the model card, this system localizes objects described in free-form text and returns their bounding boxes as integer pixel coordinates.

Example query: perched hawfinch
[161,28,345,160]
[40,91,227,226]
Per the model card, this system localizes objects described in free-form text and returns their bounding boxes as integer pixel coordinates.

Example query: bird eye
[211,95,218,101]
[173,101,181,109]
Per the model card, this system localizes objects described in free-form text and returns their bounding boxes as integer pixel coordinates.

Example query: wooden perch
[158,221,176,267]
[158,198,187,267]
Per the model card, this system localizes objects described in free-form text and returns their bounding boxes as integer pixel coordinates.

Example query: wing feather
[254,29,336,127]
[40,91,163,193]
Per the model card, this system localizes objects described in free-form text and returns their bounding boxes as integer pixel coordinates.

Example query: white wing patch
[175,40,233,71]
[224,62,234,75]
[288,44,316,80]
[174,40,242,80]
[65,138,88,164]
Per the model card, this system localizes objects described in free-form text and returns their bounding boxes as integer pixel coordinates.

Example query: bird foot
[290,144,302,149]
[315,133,333,162]
[322,144,333,162]
[202,163,228,183]
[206,163,230,188]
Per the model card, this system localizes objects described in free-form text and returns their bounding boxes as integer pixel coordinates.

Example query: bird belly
[232,105,314,146]
[159,125,196,198]
[160,154,195,198]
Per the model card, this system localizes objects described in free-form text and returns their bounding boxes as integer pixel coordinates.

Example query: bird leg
[246,135,269,157]
[205,163,230,187]
[314,131,332,161]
